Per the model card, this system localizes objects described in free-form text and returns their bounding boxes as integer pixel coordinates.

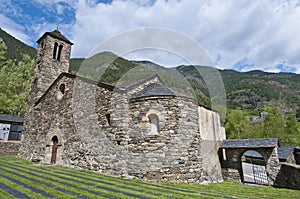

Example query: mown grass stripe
[0,176,38,199]
[25,162,219,199]
[14,162,204,199]
[3,161,160,199]
[0,158,224,199]
[31,165,165,197]
[0,186,16,199]
[38,165,218,199]
[0,181,30,199]
[41,166,198,198]
[0,165,104,199]
[0,173,53,198]
[0,163,136,199]
[12,164,153,199]
[0,169,83,199]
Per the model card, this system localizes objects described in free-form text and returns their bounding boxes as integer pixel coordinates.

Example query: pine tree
[0,39,34,116]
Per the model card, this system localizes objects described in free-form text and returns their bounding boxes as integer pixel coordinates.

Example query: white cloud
[69,0,300,73]
[0,14,33,45]
[1,0,300,73]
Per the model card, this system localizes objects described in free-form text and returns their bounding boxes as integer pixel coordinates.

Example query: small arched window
[57,44,63,61]
[40,41,45,49]
[149,114,159,134]
[53,42,63,61]
[106,114,111,126]
[59,83,65,94]
[53,42,58,59]
[52,136,58,145]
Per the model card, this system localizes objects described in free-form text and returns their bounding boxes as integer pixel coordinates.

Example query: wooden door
[50,136,58,164]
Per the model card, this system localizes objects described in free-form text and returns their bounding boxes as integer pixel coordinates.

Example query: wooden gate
[242,162,268,185]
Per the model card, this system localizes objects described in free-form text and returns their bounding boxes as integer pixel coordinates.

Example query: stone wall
[19,75,79,163]
[31,33,71,102]
[20,73,225,184]
[274,163,300,190]
[0,141,20,155]
[126,96,202,183]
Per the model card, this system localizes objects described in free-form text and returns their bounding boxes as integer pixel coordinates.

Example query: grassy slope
[0,156,299,199]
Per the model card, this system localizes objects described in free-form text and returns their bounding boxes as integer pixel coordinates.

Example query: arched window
[59,83,65,94]
[53,42,58,59]
[53,42,63,61]
[106,114,111,126]
[57,44,63,61]
[149,114,159,134]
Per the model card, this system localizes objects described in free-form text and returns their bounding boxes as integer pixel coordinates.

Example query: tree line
[225,107,300,146]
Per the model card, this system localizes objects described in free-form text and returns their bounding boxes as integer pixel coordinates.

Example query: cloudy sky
[0,0,300,73]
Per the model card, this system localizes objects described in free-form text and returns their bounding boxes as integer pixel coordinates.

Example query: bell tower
[30,30,73,103]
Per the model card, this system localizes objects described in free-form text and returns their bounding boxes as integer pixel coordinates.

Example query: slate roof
[0,114,24,123]
[120,74,161,90]
[243,146,296,161]
[278,146,296,161]
[220,138,278,149]
[130,84,176,99]
[37,30,73,45]
[35,72,119,106]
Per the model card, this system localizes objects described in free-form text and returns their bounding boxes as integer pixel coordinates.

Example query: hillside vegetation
[0,28,36,61]
[70,53,300,114]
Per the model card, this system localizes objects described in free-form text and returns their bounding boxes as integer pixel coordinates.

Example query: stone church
[19,30,226,184]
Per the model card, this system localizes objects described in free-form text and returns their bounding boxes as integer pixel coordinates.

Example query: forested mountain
[1,30,299,145]
[0,29,299,114]
[69,53,300,113]
[0,28,36,61]
[176,65,300,112]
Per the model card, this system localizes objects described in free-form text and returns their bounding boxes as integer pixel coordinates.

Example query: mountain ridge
[1,30,299,114]
[0,28,36,61]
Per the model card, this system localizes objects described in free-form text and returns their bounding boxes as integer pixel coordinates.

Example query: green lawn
[0,156,299,199]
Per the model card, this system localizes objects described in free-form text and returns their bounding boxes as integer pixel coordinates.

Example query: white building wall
[198,106,225,183]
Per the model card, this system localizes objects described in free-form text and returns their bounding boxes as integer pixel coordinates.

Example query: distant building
[0,114,23,140]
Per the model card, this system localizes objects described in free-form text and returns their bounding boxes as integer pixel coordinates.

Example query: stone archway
[219,138,280,185]
[241,150,268,185]
[45,128,63,164]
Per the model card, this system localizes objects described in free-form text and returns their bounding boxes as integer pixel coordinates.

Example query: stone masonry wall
[274,163,300,190]
[0,141,20,155]
[31,34,71,103]
[127,96,202,183]
[20,74,225,184]
[19,75,78,163]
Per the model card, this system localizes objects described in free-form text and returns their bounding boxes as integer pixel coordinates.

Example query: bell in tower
[31,30,73,103]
